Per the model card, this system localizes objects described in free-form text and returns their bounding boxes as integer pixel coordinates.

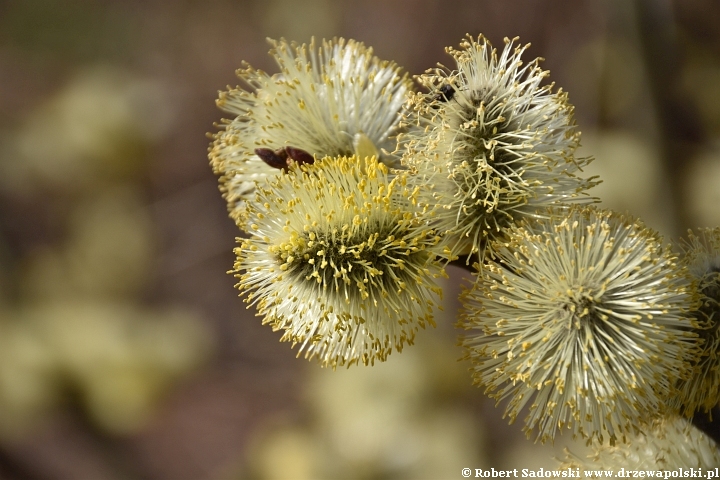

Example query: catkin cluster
[209,34,720,464]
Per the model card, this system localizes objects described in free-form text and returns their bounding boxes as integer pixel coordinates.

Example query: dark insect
[255,146,315,171]
[434,84,456,103]
[285,146,315,166]
[255,147,289,169]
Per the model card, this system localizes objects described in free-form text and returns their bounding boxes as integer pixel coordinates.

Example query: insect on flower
[209,37,412,229]
[434,84,456,103]
[434,84,455,102]
[401,34,598,262]
[234,155,447,368]
[254,146,315,171]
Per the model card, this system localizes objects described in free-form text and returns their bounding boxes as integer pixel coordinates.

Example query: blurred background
[0,0,718,478]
